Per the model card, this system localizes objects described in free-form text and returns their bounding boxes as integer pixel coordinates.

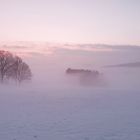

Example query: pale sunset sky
[0,0,140,45]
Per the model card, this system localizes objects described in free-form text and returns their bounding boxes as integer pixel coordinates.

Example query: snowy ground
[0,87,140,140]
[0,44,140,140]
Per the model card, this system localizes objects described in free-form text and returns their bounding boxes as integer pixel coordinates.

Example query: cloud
[0,42,140,58]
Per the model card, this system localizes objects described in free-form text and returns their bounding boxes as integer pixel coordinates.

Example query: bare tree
[0,50,32,84]
[12,56,32,83]
[0,51,15,82]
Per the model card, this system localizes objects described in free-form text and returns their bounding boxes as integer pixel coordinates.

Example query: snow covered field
[1,87,140,140]
[0,43,140,140]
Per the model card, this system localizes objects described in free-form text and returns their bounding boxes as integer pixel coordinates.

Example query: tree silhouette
[0,50,32,84]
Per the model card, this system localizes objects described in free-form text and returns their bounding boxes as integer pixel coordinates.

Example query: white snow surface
[0,87,140,140]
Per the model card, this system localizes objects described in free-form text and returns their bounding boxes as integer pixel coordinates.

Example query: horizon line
[0,41,140,47]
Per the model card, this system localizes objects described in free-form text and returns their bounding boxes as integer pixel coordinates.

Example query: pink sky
[0,0,140,45]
